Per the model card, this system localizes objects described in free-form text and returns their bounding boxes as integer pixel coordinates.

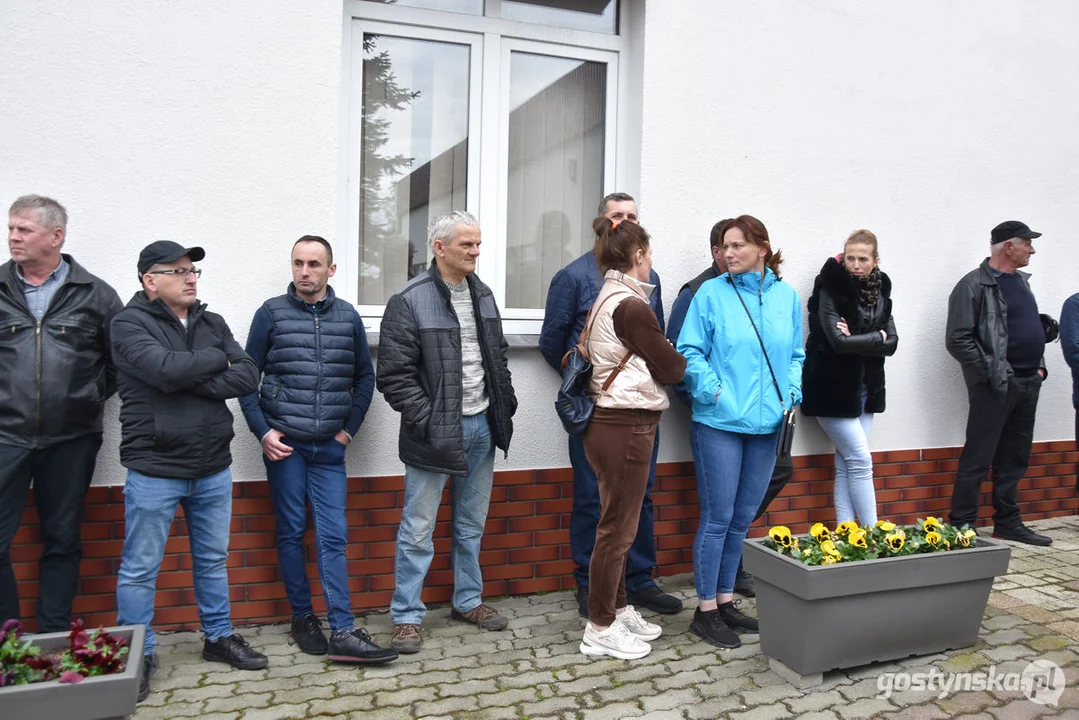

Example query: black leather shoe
[203,633,269,670]
[290,614,328,655]
[626,584,683,614]
[993,525,1052,547]
[734,569,756,598]
[328,628,399,664]
[718,599,759,633]
[137,653,158,703]
[576,586,588,618]
[689,608,740,649]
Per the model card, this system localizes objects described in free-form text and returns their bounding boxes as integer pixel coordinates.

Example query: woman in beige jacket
[579,218,686,661]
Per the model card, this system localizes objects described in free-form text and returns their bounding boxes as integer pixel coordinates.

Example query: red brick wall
[11,441,1077,632]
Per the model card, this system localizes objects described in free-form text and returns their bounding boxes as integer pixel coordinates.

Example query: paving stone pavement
[133,516,1079,719]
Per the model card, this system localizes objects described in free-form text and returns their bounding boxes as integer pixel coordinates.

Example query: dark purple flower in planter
[1,618,22,639]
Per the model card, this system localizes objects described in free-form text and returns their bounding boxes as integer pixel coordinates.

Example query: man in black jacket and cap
[946,220,1052,547]
[111,241,267,701]
[377,210,517,655]
[0,194,123,631]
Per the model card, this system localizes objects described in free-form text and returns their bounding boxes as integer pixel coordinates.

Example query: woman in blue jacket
[676,215,804,649]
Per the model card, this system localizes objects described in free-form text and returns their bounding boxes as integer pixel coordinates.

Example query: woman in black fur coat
[801,230,898,526]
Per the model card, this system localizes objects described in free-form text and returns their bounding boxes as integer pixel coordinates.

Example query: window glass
[358,34,471,304]
[505,52,606,310]
[362,0,483,16]
[501,0,617,34]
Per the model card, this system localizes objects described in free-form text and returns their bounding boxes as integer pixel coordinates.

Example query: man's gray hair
[9,195,68,231]
[428,210,480,248]
[598,192,635,217]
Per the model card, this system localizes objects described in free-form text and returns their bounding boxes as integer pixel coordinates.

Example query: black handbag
[555,292,634,436]
[728,277,797,456]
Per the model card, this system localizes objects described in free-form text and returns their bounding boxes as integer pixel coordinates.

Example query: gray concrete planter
[742,536,1011,677]
[1,624,144,720]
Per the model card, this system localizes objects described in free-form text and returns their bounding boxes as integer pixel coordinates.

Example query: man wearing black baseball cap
[111,241,267,701]
[945,221,1052,546]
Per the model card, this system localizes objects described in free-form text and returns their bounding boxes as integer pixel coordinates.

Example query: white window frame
[339,0,635,334]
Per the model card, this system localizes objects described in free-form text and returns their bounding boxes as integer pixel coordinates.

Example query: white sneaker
[579,620,651,660]
[616,605,662,641]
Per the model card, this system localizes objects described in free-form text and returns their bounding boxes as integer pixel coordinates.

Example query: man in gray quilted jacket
[377,211,517,654]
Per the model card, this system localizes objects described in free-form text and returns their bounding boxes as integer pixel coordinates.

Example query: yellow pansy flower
[963,529,976,539]
[923,517,941,531]
[835,521,859,536]
[874,520,896,532]
[820,540,842,558]
[821,556,838,565]
[769,526,794,548]
[957,534,970,547]
[886,533,905,551]
[849,529,868,549]
[803,548,813,557]
[810,523,832,542]
[925,530,942,546]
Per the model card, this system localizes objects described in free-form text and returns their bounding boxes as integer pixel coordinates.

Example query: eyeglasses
[147,267,201,279]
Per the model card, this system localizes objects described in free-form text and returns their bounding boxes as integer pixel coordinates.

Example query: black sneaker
[993,525,1052,547]
[290,614,328,655]
[734,569,756,598]
[203,633,269,670]
[576,586,588,618]
[626,584,683,615]
[328,628,399,664]
[136,653,158,703]
[718,599,759,633]
[689,608,740,649]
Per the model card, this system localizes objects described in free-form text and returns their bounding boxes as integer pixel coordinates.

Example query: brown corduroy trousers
[582,407,661,626]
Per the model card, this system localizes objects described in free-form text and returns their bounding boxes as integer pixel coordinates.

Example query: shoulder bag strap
[584,290,636,392]
[726,276,786,410]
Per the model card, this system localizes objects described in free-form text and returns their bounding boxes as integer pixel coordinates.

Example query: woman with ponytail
[577,217,685,661]
[801,230,898,527]
[676,215,804,650]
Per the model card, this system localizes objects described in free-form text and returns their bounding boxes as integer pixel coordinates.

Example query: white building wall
[1,0,1076,485]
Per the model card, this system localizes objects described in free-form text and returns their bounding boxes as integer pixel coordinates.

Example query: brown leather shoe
[391,623,422,653]
[450,603,508,631]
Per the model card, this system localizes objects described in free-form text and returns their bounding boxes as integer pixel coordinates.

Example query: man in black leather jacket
[0,195,122,631]
[946,221,1051,546]
[111,241,267,701]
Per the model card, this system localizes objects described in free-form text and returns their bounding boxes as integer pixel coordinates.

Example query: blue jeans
[116,468,234,656]
[569,427,659,592]
[817,411,877,526]
[392,414,495,625]
[691,423,777,599]
[264,437,353,635]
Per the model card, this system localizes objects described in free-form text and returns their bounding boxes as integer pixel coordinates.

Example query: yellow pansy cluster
[763,517,978,566]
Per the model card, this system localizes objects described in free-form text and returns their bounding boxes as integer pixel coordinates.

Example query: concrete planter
[1,625,145,720]
[742,536,1011,677]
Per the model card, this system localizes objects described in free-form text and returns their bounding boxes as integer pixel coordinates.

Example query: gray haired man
[377,211,517,654]
[1,195,123,629]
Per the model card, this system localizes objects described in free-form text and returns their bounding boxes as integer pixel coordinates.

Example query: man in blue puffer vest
[539,192,681,617]
[240,236,397,665]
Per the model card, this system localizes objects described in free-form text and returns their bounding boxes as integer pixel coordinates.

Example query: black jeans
[0,434,102,631]
[950,376,1041,529]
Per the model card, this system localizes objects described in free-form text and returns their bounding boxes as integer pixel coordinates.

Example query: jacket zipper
[758,286,766,429]
[35,321,42,439]
[314,314,322,436]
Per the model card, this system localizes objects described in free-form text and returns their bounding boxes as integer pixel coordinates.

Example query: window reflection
[359,35,470,305]
[505,53,606,310]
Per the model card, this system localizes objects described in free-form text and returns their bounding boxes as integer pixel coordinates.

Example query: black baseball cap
[137,241,206,276]
[990,221,1041,245]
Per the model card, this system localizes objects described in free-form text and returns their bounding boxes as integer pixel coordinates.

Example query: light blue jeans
[392,414,495,625]
[116,468,234,656]
[816,410,877,526]
[691,423,778,599]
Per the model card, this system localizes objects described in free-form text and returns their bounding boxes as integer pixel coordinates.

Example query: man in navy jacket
[1061,292,1079,491]
[539,192,681,616]
[240,236,396,665]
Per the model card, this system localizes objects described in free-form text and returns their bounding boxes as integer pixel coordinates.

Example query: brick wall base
[11,441,1077,633]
